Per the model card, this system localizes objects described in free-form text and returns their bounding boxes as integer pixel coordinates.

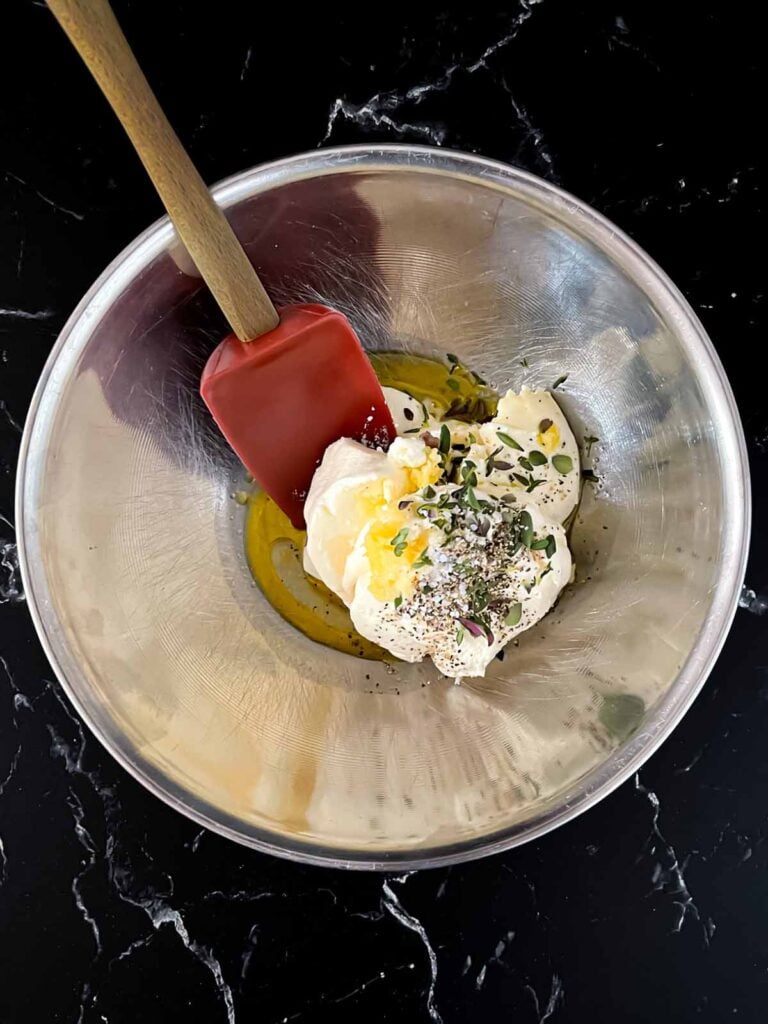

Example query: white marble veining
[321,0,549,155]
[382,876,443,1024]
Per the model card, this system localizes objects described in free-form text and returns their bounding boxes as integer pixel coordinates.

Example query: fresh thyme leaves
[552,454,573,475]
[422,485,436,500]
[460,461,478,487]
[439,423,451,454]
[398,499,413,510]
[504,602,522,627]
[583,434,599,456]
[394,595,403,610]
[513,472,529,487]
[520,357,529,368]
[552,374,569,390]
[459,617,489,641]
[497,430,523,451]
[446,377,461,391]
[530,534,556,558]
[518,456,534,472]
[582,468,599,483]
[528,450,547,466]
[390,527,409,556]
[456,624,465,645]
[446,353,459,373]
[465,487,482,511]
[445,395,498,423]
[519,510,534,548]
[413,551,433,569]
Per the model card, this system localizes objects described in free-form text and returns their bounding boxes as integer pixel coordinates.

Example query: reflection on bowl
[17,146,749,868]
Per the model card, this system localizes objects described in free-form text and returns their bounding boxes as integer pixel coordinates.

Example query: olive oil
[243,352,497,658]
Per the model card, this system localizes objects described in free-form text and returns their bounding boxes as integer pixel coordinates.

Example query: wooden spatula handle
[47,0,279,342]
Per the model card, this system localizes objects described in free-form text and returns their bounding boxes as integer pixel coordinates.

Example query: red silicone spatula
[48,0,395,528]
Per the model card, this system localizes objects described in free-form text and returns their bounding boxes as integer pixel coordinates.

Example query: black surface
[2,2,767,1021]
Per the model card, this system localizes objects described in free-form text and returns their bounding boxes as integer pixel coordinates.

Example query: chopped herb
[489,459,512,472]
[552,373,569,390]
[456,625,465,646]
[513,473,529,487]
[461,462,478,487]
[447,352,459,366]
[471,370,488,386]
[413,551,433,569]
[398,499,412,510]
[518,456,533,472]
[520,357,529,368]
[526,477,546,492]
[552,454,573,475]
[500,493,517,504]
[390,527,409,548]
[468,433,477,445]
[528,450,548,466]
[422,485,436,500]
[403,406,414,421]
[504,602,522,627]
[446,377,461,391]
[394,543,408,557]
[439,424,451,454]
[445,394,499,424]
[540,565,553,579]
[459,617,487,641]
[583,434,600,456]
[530,534,556,558]
[465,487,482,511]
[582,468,599,483]
[394,595,403,610]
[497,431,523,451]
[539,418,553,433]
[519,510,534,548]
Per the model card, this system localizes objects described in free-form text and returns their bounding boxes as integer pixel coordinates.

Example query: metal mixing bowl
[16,145,749,868]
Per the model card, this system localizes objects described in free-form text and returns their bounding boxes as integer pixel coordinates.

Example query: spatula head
[200,303,396,528]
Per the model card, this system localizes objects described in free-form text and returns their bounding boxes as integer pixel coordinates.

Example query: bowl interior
[19,149,747,866]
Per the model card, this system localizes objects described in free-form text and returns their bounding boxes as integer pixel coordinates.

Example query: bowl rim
[16,143,751,870]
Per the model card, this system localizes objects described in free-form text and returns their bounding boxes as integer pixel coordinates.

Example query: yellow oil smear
[537,422,561,453]
[245,491,387,660]
[369,351,498,416]
[244,352,498,659]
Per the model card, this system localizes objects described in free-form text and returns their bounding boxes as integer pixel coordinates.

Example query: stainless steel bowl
[16,145,750,868]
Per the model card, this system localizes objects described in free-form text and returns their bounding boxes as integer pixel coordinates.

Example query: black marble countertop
[2,2,767,1021]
